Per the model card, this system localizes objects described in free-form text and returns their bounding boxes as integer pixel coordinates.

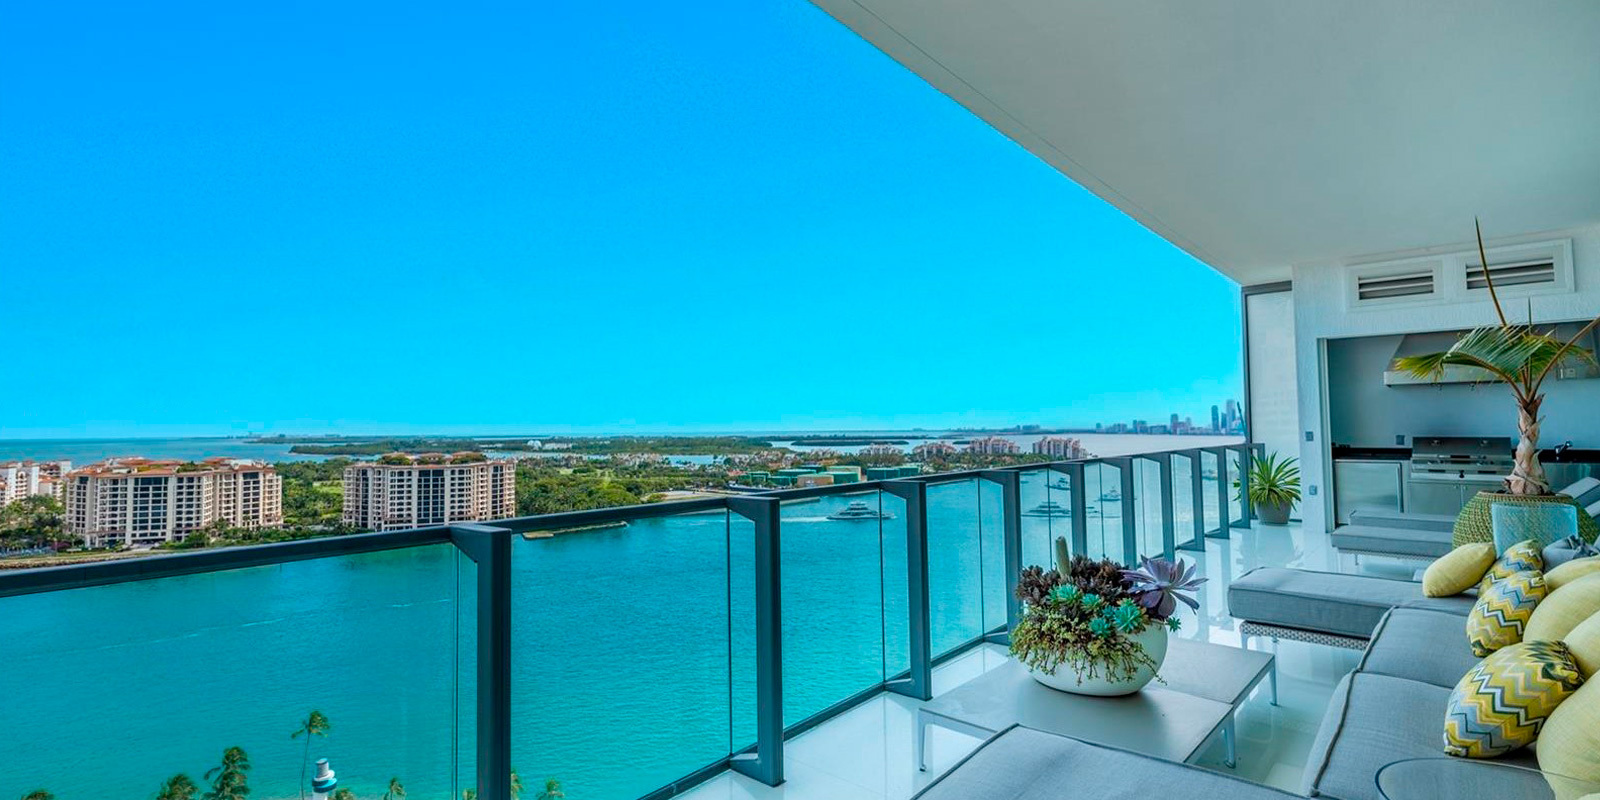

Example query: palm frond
[1392,325,1555,388]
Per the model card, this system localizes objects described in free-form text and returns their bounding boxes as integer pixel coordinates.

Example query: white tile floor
[684,521,1424,800]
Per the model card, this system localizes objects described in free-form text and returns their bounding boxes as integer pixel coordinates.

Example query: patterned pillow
[1467,570,1548,657]
[1444,640,1586,758]
[1479,539,1544,595]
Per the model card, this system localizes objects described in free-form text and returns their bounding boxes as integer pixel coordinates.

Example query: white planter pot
[1027,625,1169,696]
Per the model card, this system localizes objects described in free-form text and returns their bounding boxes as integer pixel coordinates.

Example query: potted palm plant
[1392,221,1600,545]
[1236,452,1300,525]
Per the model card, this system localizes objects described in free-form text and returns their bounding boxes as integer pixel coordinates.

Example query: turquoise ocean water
[0,459,1229,800]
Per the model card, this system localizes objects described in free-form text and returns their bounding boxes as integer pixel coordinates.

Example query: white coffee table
[916,637,1275,771]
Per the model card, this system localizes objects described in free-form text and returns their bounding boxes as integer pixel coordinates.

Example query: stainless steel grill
[1409,436,1513,481]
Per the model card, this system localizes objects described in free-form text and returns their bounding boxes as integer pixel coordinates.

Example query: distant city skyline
[0,1,1242,440]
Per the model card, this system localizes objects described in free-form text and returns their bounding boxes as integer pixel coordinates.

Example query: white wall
[1289,222,1600,533]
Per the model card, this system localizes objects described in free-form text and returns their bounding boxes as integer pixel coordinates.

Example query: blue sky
[0,0,1241,439]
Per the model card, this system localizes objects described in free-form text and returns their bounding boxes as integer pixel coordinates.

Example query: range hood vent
[1383,323,1600,387]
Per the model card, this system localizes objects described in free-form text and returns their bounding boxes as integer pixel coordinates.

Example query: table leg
[1223,717,1237,769]
[1270,662,1279,706]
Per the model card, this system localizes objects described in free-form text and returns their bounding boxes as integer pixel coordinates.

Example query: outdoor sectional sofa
[915,568,1549,800]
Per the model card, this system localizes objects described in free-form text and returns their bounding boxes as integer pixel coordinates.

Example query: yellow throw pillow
[1563,611,1600,678]
[1479,540,1544,595]
[1537,678,1600,799]
[1425,543,1496,597]
[1527,573,1600,643]
[1549,556,1600,592]
[1467,570,1548,657]
[1443,640,1585,758]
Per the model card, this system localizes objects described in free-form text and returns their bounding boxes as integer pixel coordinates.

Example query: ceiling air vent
[1466,258,1557,290]
[1356,270,1435,302]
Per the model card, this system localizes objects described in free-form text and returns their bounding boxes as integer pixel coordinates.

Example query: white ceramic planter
[1027,625,1169,696]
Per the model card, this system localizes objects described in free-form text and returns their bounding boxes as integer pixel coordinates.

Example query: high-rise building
[0,460,71,505]
[963,436,1020,455]
[1032,436,1087,459]
[63,458,282,547]
[343,453,516,531]
[1211,405,1221,433]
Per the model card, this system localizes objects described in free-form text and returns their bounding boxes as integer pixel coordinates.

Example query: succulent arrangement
[1009,544,1205,685]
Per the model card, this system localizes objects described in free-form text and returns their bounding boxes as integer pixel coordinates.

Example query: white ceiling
[808,0,1600,284]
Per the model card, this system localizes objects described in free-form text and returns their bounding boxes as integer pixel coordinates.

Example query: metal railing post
[450,524,513,800]
[980,470,1021,642]
[727,496,784,786]
[882,480,931,700]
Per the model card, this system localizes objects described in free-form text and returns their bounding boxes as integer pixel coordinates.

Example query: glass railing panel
[880,489,909,679]
[1084,462,1126,564]
[728,509,756,752]
[0,545,473,800]
[780,489,887,727]
[1201,449,1222,535]
[1019,468,1060,569]
[512,508,731,799]
[1135,456,1165,560]
[978,477,1008,633]
[925,478,984,657]
[1172,452,1199,550]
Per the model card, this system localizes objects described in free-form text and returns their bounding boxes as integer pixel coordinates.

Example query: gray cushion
[916,725,1296,800]
[1395,595,1477,617]
[1330,523,1454,558]
[1357,608,1478,689]
[1303,672,1537,800]
[1544,534,1600,568]
[1229,567,1427,638]
[1347,508,1457,533]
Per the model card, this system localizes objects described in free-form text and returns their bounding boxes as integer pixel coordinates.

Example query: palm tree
[381,778,406,800]
[535,779,565,800]
[1394,220,1600,495]
[330,790,355,800]
[509,770,522,800]
[20,791,54,800]
[157,774,199,800]
[461,791,477,800]
[203,747,251,800]
[291,710,331,800]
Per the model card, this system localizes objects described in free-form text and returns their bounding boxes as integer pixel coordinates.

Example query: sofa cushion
[1526,572,1600,642]
[1443,640,1585,758]
[1359,608,1480,688]
[1229,567,1428,639]
[1549,556,1600,592]
[1397,595,1479,617]
[1468,570,1549,656]
[1304,672,1538,800]
[1479,540,1544,594]
[1331,523,1454,558]
[1423,542,1496,597]
[914,725,1297,800]
[1544,535,1600,569]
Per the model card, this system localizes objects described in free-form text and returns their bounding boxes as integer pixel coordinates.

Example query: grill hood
[1383,323,1600,387]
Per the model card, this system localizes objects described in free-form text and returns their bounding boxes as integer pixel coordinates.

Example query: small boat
[1100,488,1122,502]
[1049,477,1070,491]
[827,501,895,521]
[1022,500,1072,518]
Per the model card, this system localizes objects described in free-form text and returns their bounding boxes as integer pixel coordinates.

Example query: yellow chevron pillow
[1479,540,1544,595]
[1444,640,1585,758]
[1467,570,1548,657]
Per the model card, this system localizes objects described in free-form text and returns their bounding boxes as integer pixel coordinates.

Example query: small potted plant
[1236,451,1301,525]
[1009,545,1204,696]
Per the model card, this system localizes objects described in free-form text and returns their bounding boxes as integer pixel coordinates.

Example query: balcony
[1,443,1341,800]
